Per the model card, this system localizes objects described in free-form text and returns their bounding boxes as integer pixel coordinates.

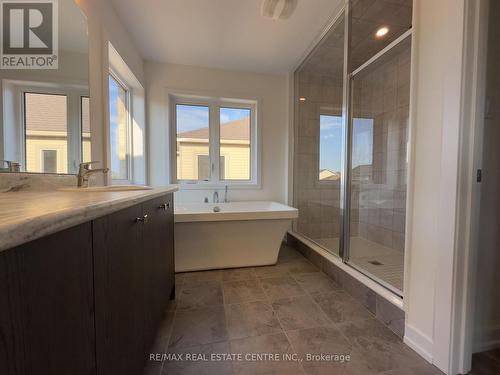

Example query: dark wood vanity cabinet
[93,193,174,375]
[0,223,96,375]
[142,195,175,352]
[0,193,175,375]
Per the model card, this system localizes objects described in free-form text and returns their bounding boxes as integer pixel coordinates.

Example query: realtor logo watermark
[0,0,58,69]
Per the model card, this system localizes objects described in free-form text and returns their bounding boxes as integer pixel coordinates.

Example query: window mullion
[209,103,220,183]
[66,93,78,174]
[126,89,133,183]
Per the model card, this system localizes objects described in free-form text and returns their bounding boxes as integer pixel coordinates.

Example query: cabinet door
[93,204,145,375]
[0,223,95,375]
[142,193,175,353]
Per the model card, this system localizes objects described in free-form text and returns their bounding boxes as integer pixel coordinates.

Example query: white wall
[404,0,468,373]
[76,0,144,183]
[473,0,500,355]
[146,62,289,203]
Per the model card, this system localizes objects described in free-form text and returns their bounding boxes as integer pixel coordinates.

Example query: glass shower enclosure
[294,13,346,257]
[293,0,412,296]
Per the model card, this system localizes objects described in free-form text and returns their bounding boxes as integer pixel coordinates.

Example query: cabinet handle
[159,202,170,210]
[135,214,148,223]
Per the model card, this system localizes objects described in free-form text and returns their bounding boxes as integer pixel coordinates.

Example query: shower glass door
[347,37,411,295]
[344,0,412,296]
[293,13,345,256]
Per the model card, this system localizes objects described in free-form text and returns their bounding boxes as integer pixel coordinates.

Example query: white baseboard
[473,324,500,353]
[404,324,434,363]
[473,339,500,354]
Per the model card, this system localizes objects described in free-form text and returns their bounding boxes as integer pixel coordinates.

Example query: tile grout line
[220,273,236,375]
[286,252,380,374]
[159,275,185,375]
[254,268,308,375]
[295,257,384,363]
[288,266,359,374]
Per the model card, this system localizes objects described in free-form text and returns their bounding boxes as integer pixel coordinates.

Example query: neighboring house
[319,168,340,181]
[177,117,250,180]
[24,93,90,174]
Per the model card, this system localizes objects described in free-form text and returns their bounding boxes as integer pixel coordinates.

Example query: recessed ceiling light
[299,97,306,101]
[375,26,389,38]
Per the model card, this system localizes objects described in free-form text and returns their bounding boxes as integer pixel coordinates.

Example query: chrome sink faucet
[77,162,109,188]
[0,160,20,172]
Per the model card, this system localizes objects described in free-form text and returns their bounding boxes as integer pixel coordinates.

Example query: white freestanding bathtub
[174,201,299,272]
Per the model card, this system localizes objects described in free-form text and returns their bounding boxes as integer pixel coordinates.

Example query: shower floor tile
[313,236,404,293]
[350,253,404,292]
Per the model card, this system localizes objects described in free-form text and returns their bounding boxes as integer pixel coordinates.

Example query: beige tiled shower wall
[350,41,411,252]
[294,68,344,243]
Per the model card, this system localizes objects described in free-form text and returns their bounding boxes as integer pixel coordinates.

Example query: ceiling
[60,0,88,54]
[109,0,343,74]
[350,0,412,70]
[299,0,412,78]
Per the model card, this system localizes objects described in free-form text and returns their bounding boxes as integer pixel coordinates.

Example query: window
[196,155,226,180]
[171,95,258,186]
[197,155,209,180]
[351,117,374,167]
[108,73,131,181]
[81,96,91,163]
[41,150,57,173]
[220,107,250,181]
[12,82,89,174]
[24,92,68,174]
[319,114,342,181]
[351,117,374,182]
[219,156,226,180]
[175,104,210,181]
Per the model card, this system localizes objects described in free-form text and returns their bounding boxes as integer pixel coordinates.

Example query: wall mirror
[0,0,90,174]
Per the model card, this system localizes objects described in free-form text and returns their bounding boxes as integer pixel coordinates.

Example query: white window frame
[169,92,260,189]
[7,80,89,174]
[108,69,133,184]
[79,95,91,162]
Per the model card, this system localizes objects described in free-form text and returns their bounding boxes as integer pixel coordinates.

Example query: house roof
[179,117,250,141]
[319,169,341,181]
[24,93,91,133]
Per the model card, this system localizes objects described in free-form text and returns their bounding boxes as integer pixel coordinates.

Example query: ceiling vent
[261,0,298,20]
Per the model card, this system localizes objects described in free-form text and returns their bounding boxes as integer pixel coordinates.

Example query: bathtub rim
[174,200,298,223]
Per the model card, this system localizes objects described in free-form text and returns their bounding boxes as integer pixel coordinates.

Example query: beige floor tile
[226,300,282,340]
[169,307,227,350]
[177,280,223,311]
[223,279,267,304]
[260,276,306,300]
[272,295,332,331]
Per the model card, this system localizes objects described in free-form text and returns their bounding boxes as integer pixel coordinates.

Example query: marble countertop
[0,185,178,252]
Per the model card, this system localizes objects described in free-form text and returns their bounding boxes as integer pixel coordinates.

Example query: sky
[109,76,119,177]
[176,105,250,134]
[319,115,374,173]
[319,115,343,172]
[109,76,127,179]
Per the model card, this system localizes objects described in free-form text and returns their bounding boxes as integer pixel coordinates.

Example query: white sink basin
[58,185,153,192]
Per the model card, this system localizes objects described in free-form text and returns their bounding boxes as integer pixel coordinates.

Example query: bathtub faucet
[213,191,219,203]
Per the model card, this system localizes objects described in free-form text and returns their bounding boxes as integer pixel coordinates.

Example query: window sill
[177,182,261,190]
